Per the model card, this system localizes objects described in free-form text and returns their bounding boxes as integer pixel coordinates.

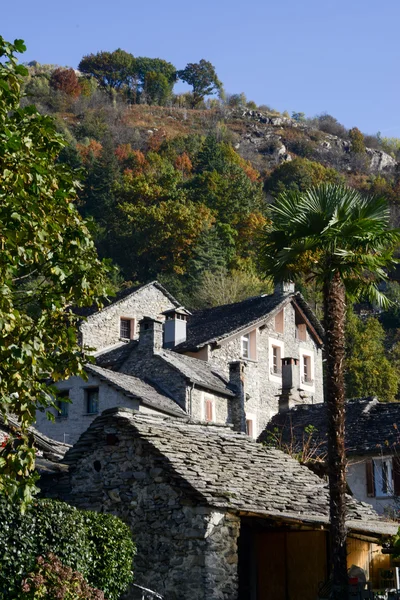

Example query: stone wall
[65,422,240,600]
[80,285,176,352]
[204,302,323,438]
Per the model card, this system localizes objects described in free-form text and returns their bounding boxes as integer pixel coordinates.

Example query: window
[241,330,257,360]
[85,388,99,415]
[275,309,284,334]
[120,318,135,340]
[204,398,214,423]
[271,345,281,375]
[241,334,250,359]
[302,355,312,383]
[366,457,400,498]
[269,339,284,380]
[246,414,256,439]
[56,390,69,418]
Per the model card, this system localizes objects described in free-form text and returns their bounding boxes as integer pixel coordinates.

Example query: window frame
[373,457,394,498]
[299,348,315,391]
[85,387,99,415]
[120,317,135,340]
[269,338,284,382]
[56,390,70,419]
[245,413,257,439]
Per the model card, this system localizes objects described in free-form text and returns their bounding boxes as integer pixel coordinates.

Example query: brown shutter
[366,460,375,497]
[205,399,213,422]
[393,456,400,496]
[246,419,253,438]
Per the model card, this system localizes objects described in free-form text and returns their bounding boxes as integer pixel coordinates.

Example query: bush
[314,113,348,139]
[0,499,135,600]
[20,554,104,600]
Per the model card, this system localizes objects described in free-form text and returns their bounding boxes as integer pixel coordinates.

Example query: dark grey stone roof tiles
[86,364,187,417]
[64,409,396,537]
[263,397,400,456]
[174,291,324,352]
[157,350,235,396]
[0,414,70,460]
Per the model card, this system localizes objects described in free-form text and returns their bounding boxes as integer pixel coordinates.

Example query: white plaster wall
[35,374,141,445]
[347,456,398,516]
[80,285,176,352]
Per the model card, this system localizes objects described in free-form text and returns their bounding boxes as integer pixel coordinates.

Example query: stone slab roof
[75,280,180,318]
[0,414,70,461]
[262,397,400,456]
[175,291,324,352]
[156,350,236,396]
[64,409,396,538]
[86,364,187,418]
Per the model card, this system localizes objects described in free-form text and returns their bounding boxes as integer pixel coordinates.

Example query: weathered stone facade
[187,300,323,436]
[80,282,178,352]
[54,409,396,600]
[63,415,240,600]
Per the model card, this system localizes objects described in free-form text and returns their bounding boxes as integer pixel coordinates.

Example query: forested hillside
[21,51,400,401]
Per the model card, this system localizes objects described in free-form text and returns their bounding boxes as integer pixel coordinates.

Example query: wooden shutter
[246,419,253,438]
[392,456,400,496]
[206,400,213,423]
[366,460,375,497]
[275,310,284,334]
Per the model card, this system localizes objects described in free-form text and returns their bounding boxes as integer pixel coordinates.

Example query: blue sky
[3,0,400,136]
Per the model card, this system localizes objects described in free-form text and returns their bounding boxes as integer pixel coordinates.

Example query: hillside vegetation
[20,53,400,401]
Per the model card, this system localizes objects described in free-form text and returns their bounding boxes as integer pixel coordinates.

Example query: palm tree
[261,184,400,600]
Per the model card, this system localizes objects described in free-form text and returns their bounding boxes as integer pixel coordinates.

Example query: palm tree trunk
[323,271,348,600]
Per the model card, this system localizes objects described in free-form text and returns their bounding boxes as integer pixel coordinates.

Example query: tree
[134,56,177,103]
[345,310,399,402]
[0,37,108,505]
[177,59,223,107]
[265,157,344,195]
[261,184,400,599]
[349,127,366,154]
[78,49,135,91]
[49,67,81,97]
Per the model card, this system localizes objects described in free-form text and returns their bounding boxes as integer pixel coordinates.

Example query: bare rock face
[366,148,397,172]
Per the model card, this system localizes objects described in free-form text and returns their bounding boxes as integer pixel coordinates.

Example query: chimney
[229,361,246,433]
[274,281,295,296]
[279,357,301,412]
[138,317,163,354]
[163,307,190,348]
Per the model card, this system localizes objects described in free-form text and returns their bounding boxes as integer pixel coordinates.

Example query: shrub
[314,113,348,138]
[82,511,135,600]
[0,499,135,600]
[20,554,104,600]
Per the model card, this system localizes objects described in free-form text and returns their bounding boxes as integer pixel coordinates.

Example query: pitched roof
[0,414,70,461]
[86,364,187,418]
[262,397,400,456]
[174,291,324,352]
[64,409,396,538]
[155,350,236,396]
[75,281,180,318]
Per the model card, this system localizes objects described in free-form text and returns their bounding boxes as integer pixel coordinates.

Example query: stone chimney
[138,317,163,354]
[279,357,301,412]
[229,361,246,433]
[274,281,295,296]
[163,307,191,348]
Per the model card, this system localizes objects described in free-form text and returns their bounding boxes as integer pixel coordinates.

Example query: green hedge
[0,498,135,599]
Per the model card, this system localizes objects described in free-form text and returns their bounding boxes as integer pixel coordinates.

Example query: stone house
[35,281,325,445]
[264,397,400,516]
[46,408,397,600]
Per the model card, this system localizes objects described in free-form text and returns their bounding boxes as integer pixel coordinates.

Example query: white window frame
[201,394,216,423]
[269,338,284,382]
[245,413,257,439]
[299,348,315,392]
[374,458,394,498]
[119,316,136,340]
[241,334,250,359]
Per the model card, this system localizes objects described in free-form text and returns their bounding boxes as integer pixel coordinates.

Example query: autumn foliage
[50,68,81,97]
